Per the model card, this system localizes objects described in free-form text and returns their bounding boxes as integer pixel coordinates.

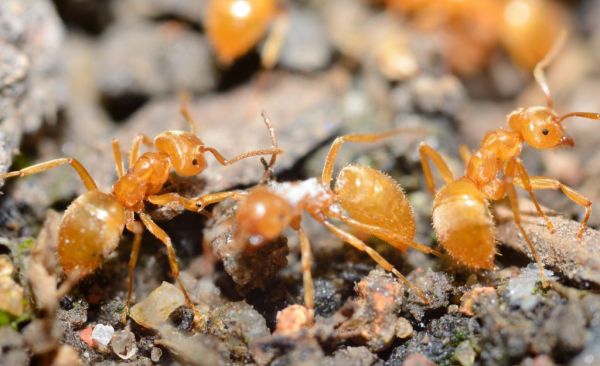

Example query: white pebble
[92,324,115,346]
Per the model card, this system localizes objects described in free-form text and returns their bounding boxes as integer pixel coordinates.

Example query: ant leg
[514,161,555,233]
[0,158,97,191]
[201,146,283,166]
[297,226,315,323]
[123,221,143,322]
[260,11,289,69]
[534,30,566,109]
[459,145,472,165]
[138,213,197,316]
[112,139,125,178]
[147,193,203,212]
[129,134,153,168]
[418,142,455,195]
[321,128,425,187]
[504,161,548,288]
[149,190,248,212]
[320,220,429,303]
[515,176,591,240]
[332,212,441,256]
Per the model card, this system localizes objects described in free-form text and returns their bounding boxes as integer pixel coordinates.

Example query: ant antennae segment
[558,112,600,124]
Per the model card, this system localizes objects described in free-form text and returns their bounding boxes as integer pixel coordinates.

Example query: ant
[384,0,566,74]
[158,121,441,321]
[204,0,288,68]
[0,102,282,321]
[418,33,600,287]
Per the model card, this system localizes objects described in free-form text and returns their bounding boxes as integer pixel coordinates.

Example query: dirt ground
[1,0,600,365]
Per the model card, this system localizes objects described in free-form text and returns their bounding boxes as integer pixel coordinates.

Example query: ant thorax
[267,178,334,215]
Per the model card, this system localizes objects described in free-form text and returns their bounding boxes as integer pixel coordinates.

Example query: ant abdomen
[432,179,495,269]
[335,165,416,250]
[58,191,126,276]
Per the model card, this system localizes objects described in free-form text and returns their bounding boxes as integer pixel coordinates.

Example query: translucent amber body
[500,0,565,70]
[58,191,126,276]
[335,165,415,251]
[204,0,277,64]
[432,179,495,269]
[236,186,292,246]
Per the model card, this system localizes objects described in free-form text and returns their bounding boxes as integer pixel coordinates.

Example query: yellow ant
[0,102,282,321]
[418,33,599,286]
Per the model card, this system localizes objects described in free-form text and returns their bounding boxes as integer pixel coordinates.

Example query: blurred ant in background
[418,33,600,286]
[0,101,282,321]
[384,0,568,75]
[204,0,288,68]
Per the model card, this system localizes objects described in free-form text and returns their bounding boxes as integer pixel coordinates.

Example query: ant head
[508,106,573,149]
[155,131,208,176]
[235,186,292,249]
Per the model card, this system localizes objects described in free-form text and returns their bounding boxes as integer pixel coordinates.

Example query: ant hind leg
[418,142,455,195]
[320,220,429,304]
[297,226,315,324]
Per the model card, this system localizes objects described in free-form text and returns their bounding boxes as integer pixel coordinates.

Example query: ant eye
[541,128,549,136]
[192,159,199,166]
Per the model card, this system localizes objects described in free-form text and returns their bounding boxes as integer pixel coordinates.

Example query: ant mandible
[157,121,441,321]
[204,0,287,68]
[418,33,600,287]
[0,102,282,320]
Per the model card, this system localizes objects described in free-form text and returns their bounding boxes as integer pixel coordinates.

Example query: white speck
[249,235,264,246]
[92,324,114,346]
[270,178,330,208]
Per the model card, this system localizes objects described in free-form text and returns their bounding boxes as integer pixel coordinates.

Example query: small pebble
[150,347,163,363]
[111,328,137,360]
[91,324,114,347]
[396,317,413,339]
[454,340,476,366]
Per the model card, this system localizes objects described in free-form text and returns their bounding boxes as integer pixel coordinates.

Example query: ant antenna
[558,111,600,124]
[179,91,197,134]
[533,30,567,110]
[259,111,278,183]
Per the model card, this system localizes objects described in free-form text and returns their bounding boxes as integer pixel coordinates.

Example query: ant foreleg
[0,157,97,191]
[514,160,555,233]
[418,142,455,195]
[297,226,315,324]
[515,176,591,240]
[320,220,429,304]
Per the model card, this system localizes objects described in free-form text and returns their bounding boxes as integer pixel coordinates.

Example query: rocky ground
[1,0,600,365]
